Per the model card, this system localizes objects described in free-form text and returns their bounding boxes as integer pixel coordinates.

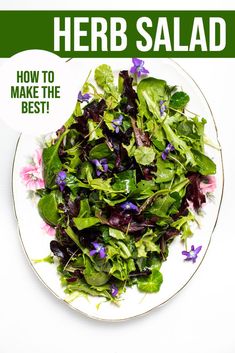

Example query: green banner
[0,11,235,57]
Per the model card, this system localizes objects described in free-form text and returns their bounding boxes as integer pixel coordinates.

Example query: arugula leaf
[134,146,156,165]
[42,132,68,188]
[137,268,163,293]
[163,122,196,166]
[87,120,104,141]
[78,199,90,218]
[135,230,160,257]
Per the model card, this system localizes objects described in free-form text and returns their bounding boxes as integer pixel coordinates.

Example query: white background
[0,1,235,353]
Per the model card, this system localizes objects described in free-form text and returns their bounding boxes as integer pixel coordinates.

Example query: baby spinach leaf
[89,143,113,159]
[191,149,216,175]
[84,258,110,286]
[170,91,190,110]
[134,146,156,165]
[155,158,175,183]
[38,191,60,226]
[148,194,176,217]
[73,217,100,230]
[137,268,163,293]
[137,77,168,117]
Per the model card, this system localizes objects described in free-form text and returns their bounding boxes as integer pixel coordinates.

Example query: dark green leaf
[84,258,110,286]
[38,191,60,226]
[192,149,216,175]
[112,170,136,194]
[73,217,100,230]
[42,132,68,188]
[89,143,113,160]
[170,91,190,110]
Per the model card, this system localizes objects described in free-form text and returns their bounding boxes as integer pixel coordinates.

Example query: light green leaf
[94,64,114,88]
[137,268,163,293]
[109,228,126,240]
[73,217,100,230]
[134,146,155,165]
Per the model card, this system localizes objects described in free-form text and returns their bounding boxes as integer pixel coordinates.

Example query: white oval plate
[12,58,224,321]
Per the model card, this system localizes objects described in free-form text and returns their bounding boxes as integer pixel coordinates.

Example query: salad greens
[36,60,216,303]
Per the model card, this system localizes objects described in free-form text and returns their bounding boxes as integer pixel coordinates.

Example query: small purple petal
[77,91,91,103]
[112,115,123,133]
[132,57,142,67]
[91,242,100,250]
[130,66,136,75]
[130,58,149,77]
[91,158,108,176]
[90,242,106,259]
[161,152,167,160]
[182,244,202,263]
[99,248,106,259]
[89,249,98,256]
[56,171,67,191]
[194,245,202,255]
[91,159,100,167]
[58,171,66,180]
[161,143,174,160]
[141,67,149,75]
[120,201,139,213]
[110,284,118,297]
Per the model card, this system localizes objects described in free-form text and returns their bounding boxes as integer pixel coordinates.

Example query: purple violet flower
[182,245,202,263]
[120,201,139,213]
[130,58,149,77]
[77,91,91,103]
[161,143,175,160]
[55,171,67,192]
[112,114,123,133]
[110,284,118,297]
[159,100,167,116]
[89,242,106,259]
[91,158,108,177]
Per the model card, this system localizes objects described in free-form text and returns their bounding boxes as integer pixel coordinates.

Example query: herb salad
[33,59,216,303]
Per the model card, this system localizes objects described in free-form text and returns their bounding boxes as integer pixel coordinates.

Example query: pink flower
[200,176,216,194]
[20,149,45,190]
[41,222,56,236]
